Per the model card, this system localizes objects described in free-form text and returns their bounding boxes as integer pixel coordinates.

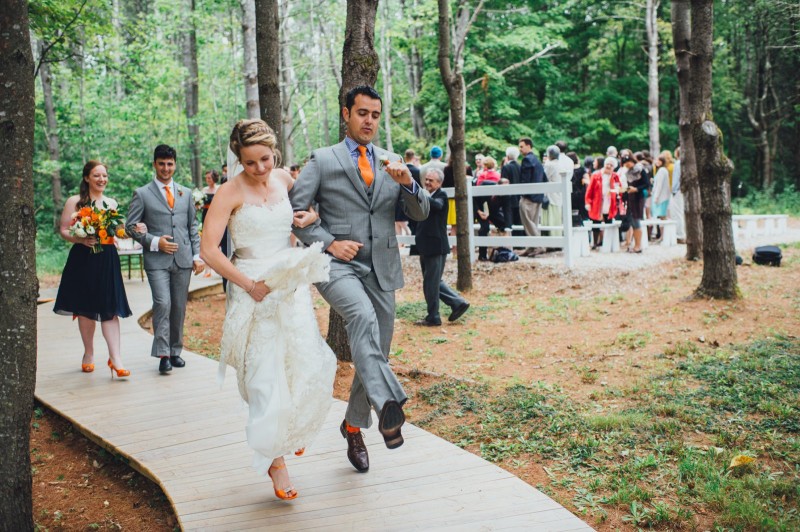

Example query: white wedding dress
[219,196,336,475]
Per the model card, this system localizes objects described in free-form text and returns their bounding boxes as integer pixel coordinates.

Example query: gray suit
[127,180,201,359]
[290,140,429,428]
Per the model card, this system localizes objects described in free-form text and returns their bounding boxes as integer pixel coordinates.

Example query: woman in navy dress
[53,160,133,378]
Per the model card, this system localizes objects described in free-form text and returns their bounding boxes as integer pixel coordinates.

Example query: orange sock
[345,422,361,433]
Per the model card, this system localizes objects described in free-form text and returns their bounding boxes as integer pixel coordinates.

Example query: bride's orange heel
[267,463,297,500]
[294,448,305,456]
[81,354,94,373]
[108,359,130,379]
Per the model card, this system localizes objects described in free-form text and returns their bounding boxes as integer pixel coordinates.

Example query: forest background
[31,0,799,272]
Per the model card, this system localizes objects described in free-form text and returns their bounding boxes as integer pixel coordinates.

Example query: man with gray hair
[501,146,522,227]
[414,167,469,326]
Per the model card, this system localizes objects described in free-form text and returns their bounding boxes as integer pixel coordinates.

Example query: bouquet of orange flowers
[69,201,128,254]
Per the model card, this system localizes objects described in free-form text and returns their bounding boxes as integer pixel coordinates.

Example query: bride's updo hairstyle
[230,119,282,167]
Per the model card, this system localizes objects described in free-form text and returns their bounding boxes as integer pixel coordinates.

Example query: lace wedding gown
[219,196,336,474]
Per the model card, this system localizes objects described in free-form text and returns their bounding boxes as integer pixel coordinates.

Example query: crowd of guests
[398,141,686,258]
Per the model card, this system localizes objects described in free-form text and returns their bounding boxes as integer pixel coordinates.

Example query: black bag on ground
[752,245,782,267]
[491,247,519,263]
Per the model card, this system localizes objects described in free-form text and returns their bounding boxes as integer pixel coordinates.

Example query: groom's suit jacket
[126,180,201,270]
[290,140,430,291]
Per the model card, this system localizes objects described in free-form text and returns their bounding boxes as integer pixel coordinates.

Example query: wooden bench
[640,219,677,249]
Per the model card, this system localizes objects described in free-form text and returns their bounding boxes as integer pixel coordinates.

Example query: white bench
[640,219,677,249]
[585,220,622,253]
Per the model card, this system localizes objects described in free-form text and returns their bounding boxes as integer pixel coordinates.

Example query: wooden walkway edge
[36,276,593,531]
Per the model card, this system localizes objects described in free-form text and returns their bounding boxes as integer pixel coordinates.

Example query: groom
[290,86,430,472]
[127,144,204,375]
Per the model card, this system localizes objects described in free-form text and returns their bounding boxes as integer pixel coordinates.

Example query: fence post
[467,180,475,263]
[562,175,574,268]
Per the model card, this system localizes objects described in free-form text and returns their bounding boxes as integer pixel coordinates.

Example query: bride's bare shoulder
[273,168,293,190]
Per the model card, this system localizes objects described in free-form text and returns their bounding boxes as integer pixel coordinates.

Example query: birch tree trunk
[438,0,474,292]
[401,0,426,138]
[38,43,63,231]
[671,0,703,260]
[0,3,38,527]
[328,0,380,362]
[278,0,295,164]
[311,10,331,146]
[182,0,202,187]
[690,0,738,299]
[255,0,282,148]
[646,0,661,155]
[241,0,260,119]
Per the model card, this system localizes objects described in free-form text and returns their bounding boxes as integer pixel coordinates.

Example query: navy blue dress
[54,242,132,322]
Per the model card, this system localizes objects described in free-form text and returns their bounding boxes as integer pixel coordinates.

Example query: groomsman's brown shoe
[378,400,405,449]
[340,420,369,472]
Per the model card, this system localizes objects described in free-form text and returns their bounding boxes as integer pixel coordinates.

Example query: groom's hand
[158,235,179,254]
[385,162,413,187]
[327,240,363,262]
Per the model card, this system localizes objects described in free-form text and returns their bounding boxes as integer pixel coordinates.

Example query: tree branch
[465,43,561,90]
[454,0,486,62]
[34,0,90,78]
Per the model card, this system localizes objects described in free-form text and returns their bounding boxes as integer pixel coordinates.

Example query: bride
[200,119,336,501]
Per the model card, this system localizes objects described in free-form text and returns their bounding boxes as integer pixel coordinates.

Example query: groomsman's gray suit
[290,140,430,428]
[126,180,201,359]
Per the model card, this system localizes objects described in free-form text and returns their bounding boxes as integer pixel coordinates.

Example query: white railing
[397,179,576,268]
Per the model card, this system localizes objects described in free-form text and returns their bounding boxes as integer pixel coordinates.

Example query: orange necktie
[357,145,374,187]
[165,184,175,209]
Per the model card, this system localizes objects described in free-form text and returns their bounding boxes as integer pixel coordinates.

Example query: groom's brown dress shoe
[378,400,405,449]
[340,421,369,472]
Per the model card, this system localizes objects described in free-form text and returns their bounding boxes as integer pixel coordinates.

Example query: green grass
[36,230,70,277]
[395,301,428,322]
[412,335,800,530]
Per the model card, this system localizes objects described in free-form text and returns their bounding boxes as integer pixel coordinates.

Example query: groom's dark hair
[153,144,177,161]
[344,85,382,112]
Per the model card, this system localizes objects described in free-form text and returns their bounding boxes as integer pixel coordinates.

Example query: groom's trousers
[317,269,407,428]
[146,264,191,358]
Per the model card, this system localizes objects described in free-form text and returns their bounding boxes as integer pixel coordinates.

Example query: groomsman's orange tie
[165,184,175,209]
[357,145,374,187]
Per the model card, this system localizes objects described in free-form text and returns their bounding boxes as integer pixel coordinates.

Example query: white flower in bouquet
[70,222,87,238]
[192,188,205,208]
[85,225,96,235]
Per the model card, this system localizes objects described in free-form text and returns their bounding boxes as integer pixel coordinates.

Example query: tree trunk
[671,0,702,260]
[327,0,380,362]
[241,0,260,119]
[311,11,331,146]
[437,0,472,292]
[646,0,660,155]
[694,121,738,299]
[38,44,63,231]
[182,0,201,187]
[379,0,393,153]
[278,0,295,164]
[690,0,738,299]
[0,3,38,528]
[338,0,380,140]
[255,0,282,149]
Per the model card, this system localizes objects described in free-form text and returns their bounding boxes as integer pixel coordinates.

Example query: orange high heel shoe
[294,448,305,456]
[267,463,297,500]
[107,359,130,379]
[81,355,94,373]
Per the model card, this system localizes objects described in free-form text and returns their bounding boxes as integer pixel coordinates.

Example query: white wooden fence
[397,179,576,268]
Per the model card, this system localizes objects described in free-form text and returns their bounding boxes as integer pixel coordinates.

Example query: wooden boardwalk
[36,276,592,531]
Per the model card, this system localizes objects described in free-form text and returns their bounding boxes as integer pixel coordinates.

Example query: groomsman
[127,145,204,374]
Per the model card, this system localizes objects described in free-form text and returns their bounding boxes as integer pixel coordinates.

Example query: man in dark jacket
[414,168,470,326]
[517,138,546,257]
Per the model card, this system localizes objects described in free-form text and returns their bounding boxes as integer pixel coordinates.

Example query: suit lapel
[147,180,170,210]
[371,147,387,205]
[332,141,370,205]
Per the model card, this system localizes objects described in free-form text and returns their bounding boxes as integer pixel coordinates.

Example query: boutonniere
[178,189,184,197]
[378,155,391,171]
